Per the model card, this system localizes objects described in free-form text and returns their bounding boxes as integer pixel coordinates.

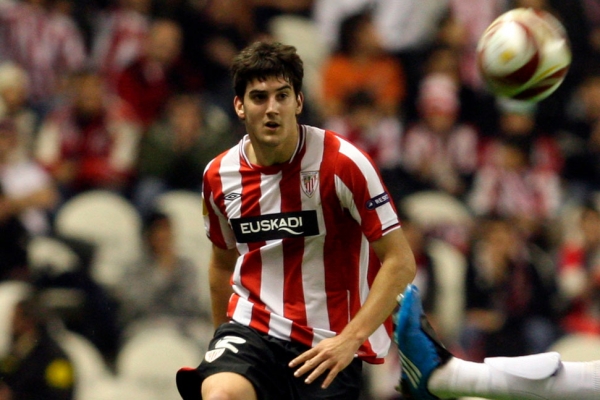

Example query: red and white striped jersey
[0,2,86,102]
[203,125,400,363]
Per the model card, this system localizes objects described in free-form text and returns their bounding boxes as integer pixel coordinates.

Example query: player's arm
[290,227,416,388]
[341,227,416,345]
[208,244,238,329]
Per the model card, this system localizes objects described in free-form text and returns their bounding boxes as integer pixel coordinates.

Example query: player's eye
[277,92,290,101]
[250,93,267,102]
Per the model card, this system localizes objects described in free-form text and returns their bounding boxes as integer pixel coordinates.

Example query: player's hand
[288,335,361,389]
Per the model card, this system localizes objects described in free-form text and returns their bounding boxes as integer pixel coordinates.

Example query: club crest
[204,348,225,363]
[301,171,319,198]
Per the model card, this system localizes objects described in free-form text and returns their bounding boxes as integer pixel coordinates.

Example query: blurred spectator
[0,118,58,235]
[468,135,562,244]
[179,0,254,118]
[115,211,205,332]
[35,69,142,201]
[0,63,38,157]
[251,0,314,35]
[325,90,403,170]
[556,201,600,335]
[401,73,479,197]
[460,215,559,361]
[422,42,497,133]
[315,0,449,134]
[481,99,564,173]
[0,215,29,282]
[0,0,87,116]
[562,68,600,202]
[32,235,122,363]
[116,17,200,128]
[314,0,447,54]
[90,0,152,92]
[133,93,238,216]
[436,0,505,92]
[0,294,75,400]
[320,9,405,121]
[399,209,438,321]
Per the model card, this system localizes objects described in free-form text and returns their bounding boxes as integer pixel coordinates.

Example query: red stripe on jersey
[319,133,357,334]
[239,165,270,330]
[227,292,240,320]
[280,146,310,343]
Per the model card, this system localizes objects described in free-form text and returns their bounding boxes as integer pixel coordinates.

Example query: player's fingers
[289,348,317,369]
[293,353,325,378]
[304,359,335,385]
[320,367,341,389]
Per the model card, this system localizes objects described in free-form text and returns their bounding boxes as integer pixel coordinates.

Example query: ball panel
[477,20,538,79]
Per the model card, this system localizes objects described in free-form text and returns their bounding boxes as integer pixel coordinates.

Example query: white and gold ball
[476,7,571,102]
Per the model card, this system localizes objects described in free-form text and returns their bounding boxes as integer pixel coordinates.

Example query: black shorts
[176,322,363,400]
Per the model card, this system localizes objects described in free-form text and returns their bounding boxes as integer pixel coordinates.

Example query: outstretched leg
[393,284,453,399]
[394,285,600,400]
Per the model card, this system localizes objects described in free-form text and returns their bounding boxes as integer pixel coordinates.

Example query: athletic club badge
[301,171,319,198]
[204,348,225,363]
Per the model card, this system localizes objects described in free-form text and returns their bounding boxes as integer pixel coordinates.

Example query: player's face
[234,76,303,164]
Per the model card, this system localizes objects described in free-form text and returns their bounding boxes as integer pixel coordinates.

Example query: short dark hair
[231,41,303,99]
[142,210,170,234]
[337,9,372,55]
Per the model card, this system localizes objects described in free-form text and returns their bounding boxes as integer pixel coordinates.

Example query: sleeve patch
[365,192,390,210]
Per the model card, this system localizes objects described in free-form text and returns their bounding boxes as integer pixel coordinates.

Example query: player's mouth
[264,121,280,130]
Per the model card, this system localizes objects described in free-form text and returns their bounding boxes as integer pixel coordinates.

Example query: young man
[177,41,600,400]
[175,41,417,400]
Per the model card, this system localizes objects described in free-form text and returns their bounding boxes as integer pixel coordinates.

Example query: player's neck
[246,126,300,167]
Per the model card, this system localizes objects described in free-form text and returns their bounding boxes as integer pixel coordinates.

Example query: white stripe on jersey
[257,171,288,337]
[300,128,330,338]
[231,296,253,326]
[218,146,244,250]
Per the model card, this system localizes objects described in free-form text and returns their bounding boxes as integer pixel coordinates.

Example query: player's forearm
[208,245,238,329]
[340,229,416,344]
[342,259,414,344]
[209,265,234,329]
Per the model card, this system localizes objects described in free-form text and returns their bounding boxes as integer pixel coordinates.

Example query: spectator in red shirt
[0,0,87,115]
[116,18,200,128]
[401,72,479,198]
[557,201,600,335]
[35,69,142,200]
[90,0,152,92]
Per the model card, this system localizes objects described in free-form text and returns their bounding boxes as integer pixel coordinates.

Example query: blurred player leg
[396,284,600,400]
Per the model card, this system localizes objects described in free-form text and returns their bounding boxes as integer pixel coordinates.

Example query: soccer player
[176,40,600,400]
[395,284,600,400]
[175,41,417,399]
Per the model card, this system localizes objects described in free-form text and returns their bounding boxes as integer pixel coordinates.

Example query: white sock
[428,357,600,400]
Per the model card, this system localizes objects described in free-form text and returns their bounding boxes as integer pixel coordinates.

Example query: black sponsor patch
[366,192,390,210]
[231,211,319,243]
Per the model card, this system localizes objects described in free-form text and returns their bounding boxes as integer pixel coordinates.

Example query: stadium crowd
[1,0,600,399]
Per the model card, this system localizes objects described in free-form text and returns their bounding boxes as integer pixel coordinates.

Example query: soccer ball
[476,7,571,102]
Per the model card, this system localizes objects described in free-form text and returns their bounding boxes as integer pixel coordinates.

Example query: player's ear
[296,92,304,115]
[234,96,245,120]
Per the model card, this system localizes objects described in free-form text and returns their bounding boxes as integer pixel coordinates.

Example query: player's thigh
[198,323,288,399]
[202,372,257,400]
[292,357,363,400]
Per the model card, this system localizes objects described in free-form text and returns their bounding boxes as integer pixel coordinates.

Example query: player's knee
[201,372,257,400]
